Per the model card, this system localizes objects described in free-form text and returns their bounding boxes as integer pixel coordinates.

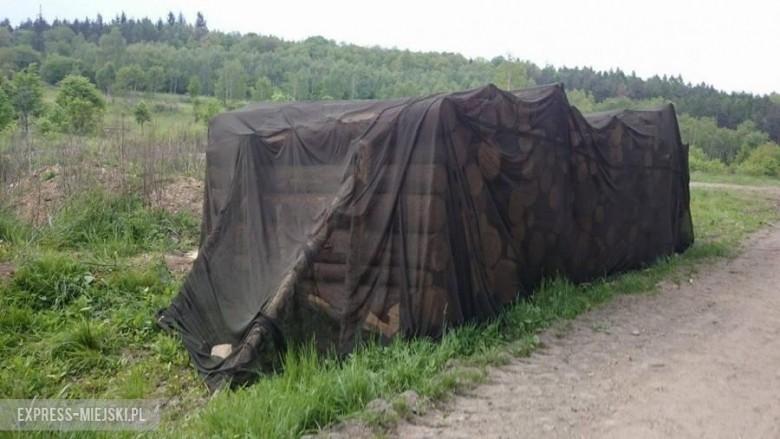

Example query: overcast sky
[3,0,779,95]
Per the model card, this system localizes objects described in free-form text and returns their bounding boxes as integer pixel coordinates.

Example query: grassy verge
[180,187,776,438]
[0,187,775,438]
[690,171,780,187]
[0,191,205,438]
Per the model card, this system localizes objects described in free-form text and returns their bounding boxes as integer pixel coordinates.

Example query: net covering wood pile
[158,83,693,387]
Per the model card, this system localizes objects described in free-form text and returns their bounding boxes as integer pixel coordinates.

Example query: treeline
[1,12,778,140]
[0,11,779,176]
[566,90,780,176]
[538,67,779,134]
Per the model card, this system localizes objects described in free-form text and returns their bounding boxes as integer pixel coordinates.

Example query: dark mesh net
[157,83,693,388]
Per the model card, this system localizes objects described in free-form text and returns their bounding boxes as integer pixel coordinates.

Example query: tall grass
[0,251,192,401]
[8,252,92,309]
[40,191,198,256]
[0,207,31,245]
[0,189,202,405]
[0,95,206,221]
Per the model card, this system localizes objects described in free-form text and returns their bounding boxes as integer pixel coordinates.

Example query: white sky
[3,0,779,95]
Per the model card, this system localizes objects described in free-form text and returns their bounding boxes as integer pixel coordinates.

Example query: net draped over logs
[158,83,693,387]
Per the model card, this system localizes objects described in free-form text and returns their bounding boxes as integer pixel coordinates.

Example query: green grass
[103,92,206,140]
[691,170,780,187]
[0,187,774,438]
[0,190,204,438]
[0,257,193,396]
[38,191,198,256]
[0,207,31,247]
[7,252,93,310]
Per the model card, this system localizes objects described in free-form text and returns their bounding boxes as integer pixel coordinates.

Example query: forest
[0,11,779,176]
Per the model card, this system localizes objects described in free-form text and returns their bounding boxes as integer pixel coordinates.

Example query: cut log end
[477,143,502,181]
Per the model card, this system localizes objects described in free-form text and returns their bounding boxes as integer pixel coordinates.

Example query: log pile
[566,120,681,278]
[261,104,685,340]
[260,157,453,339]
[463,129,573,296]
[158,84,694,387]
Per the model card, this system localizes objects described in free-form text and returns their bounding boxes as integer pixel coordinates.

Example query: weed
[41,191,198,256]
[50,319,115,374]
[0,207,31,246]
[9,252,93,310]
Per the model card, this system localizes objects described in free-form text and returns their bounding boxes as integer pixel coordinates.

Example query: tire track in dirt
[395,184,780,438]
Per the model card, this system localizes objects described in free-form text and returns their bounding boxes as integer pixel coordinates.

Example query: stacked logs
[351,153,451,338]
[460,123,571,303]
[569,119,677,278]
[264,155,453,339]
[265,105,683,344]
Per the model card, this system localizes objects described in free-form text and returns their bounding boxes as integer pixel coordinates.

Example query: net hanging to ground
[158,83,693,388]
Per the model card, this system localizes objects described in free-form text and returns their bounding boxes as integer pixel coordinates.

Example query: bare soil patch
[163,249,198,275]
[150,176,203,218]
[5,165,204,224]
[6,164,68,225]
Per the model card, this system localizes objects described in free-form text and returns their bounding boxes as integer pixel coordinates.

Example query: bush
[40,54,81,85]
[193,97,222,125]
[0,81,15,131]
[54,74,106,134]
[736,143,780,177]
[133,100,151,129]
[688,146,727,174]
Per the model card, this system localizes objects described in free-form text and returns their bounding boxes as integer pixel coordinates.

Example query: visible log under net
[158,83,693,388]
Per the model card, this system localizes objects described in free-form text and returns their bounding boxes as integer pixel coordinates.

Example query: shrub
[134,100,151,129]
[9,64,44,134]
[40,54,81,85]
[688,146,727,174]
[193,97,223,125]
[0,80,15,131]
[736,143,780,177]
[54,74,106,134]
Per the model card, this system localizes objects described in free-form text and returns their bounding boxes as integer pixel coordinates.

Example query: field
[689,170,780,187]
[0,93,778,437]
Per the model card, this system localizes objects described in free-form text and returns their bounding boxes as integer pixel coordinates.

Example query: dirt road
[395,186,780,439]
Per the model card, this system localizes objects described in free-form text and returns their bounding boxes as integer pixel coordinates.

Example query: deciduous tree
[133,100,151,131]
[9,64,44,134]
[54,74,105,134]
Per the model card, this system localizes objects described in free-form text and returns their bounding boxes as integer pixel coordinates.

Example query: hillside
[0,11,778,144]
